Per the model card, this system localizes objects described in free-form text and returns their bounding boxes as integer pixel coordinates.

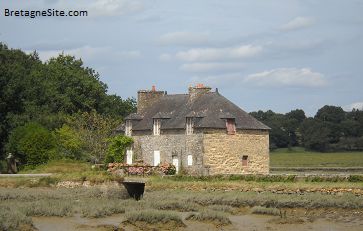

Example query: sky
[1,0,363,116]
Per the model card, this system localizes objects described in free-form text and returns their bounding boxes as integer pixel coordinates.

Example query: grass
[1,186,363,230]
[186,210,231,225]
[271,147,363,167]
[251,206,280,216]
[0,159,123,187]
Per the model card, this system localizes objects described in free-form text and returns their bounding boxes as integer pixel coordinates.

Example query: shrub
[0,207,33,231]
[348,175,363,182]
[105,135,133,164]
[251,206,280,216]
[158,162,176,175]
[6,122,57,166]
[186,210,231,225]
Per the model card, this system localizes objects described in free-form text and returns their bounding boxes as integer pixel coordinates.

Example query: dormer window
[153,119,161,135]
[125,120,132,136]
[186,117,194,135]
[226,118,236,135]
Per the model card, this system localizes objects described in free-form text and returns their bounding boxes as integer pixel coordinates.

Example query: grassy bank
[0,160,122,187]
[271,147,363,167]
[1,187,363,230]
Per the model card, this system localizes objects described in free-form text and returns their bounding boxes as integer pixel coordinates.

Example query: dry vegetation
[1,186,363,231]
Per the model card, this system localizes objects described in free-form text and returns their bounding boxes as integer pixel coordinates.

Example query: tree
[105,135,133,164]
[300,119,330,152]
[54,124,85,160]
[0,44,136,163]
[6,122,56,166]
[315,105,345,123]
[65,111,121,163]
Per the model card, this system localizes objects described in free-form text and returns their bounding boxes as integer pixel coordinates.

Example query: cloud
[175,45,262,62]
[244,68,327,87]
[27,46,141,62]
[343,102,363,111]
[159,53,173,61]
[280,17,315,31]
[180,62,244,72]
[190,73,243,87]
[158,31,209,46]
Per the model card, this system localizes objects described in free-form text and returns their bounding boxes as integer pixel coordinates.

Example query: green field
[271,147,363,167]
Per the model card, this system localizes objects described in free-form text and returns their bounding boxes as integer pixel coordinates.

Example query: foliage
[6,122,56,166]
[185,210,231,225]
[0,43,136,165]
[158,162,176,175]
[251,206,280,216]
[66,111,122,163]
[251,107,363,152]
[105,135,133,164]
[54,124,85,160]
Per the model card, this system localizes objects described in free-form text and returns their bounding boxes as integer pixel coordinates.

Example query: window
[187,154,193,166]
[153,119,161,135]
[242,155,248,167]
[125,120,132,136]
[126,148,133,165]
[226,118,236,135]
[154,151,160,166]
[186,117,194,135]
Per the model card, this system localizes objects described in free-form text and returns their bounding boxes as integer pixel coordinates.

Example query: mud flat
[32,208,363,231]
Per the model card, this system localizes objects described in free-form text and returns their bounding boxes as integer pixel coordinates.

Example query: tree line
[0,43,136,170]
[1,43,362,171]
[250,106,363,152]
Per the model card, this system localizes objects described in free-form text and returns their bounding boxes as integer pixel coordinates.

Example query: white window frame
[125,120,132,136]
[153,119,161,135]
[187,154,193,166]
[153,150,160,166]
[186,117,194,135]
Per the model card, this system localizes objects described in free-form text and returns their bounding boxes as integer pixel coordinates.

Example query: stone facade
[129,128,269,175]
[131,130,206,175]
[203,129,269,175]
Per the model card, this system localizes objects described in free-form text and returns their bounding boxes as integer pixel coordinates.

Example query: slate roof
[121,91,270,131]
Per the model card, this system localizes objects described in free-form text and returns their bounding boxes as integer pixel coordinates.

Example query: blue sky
[1,0,362,116]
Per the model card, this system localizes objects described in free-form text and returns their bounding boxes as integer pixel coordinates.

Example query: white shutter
[172,157,179,174]
[153,151,160,166]
[187,154,193,166]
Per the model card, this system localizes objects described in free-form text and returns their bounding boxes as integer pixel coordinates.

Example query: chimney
[188,83,212,100]
[137,85,166,114]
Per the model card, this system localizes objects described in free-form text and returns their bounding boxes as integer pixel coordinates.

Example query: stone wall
[203,129,269,175]
[131,130,206,175]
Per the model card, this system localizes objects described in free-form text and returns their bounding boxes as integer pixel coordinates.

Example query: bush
[186,210,231,225]
[105,135,133,164]
[158,162,176,175]
[6,122,57,166]
[348,175,363,182]
[251,206,280,216]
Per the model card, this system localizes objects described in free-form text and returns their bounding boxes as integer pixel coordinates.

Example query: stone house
[116,84,270,175]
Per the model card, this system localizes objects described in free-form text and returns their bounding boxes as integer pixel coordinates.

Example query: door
[126,148,133,165]
[172,157,179,174]
[153,151,160,166]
